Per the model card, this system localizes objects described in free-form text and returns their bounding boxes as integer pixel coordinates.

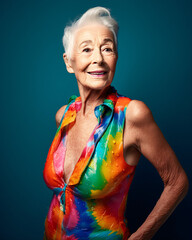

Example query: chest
[63,116,98,183]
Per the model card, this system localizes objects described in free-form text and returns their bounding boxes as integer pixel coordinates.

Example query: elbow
[177,168,189,198]
[169,169,189,200]
[180,171,189,198]
[164,168,189,202]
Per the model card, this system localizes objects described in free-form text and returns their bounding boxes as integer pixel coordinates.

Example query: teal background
[1,0,191,239]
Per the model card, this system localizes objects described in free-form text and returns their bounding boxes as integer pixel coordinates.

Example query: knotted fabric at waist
[52,183,67,214]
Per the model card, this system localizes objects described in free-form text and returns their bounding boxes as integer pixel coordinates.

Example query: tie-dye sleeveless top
[43,86,136,240]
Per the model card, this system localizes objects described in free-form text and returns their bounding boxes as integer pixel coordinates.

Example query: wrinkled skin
[55,23,189,239]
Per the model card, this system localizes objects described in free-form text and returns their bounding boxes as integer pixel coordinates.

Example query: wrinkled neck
[77,85,111,116]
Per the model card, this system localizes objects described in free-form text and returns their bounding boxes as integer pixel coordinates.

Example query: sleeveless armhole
[116,96,137,168]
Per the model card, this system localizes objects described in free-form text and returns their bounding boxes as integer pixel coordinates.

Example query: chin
[88,81,112,90]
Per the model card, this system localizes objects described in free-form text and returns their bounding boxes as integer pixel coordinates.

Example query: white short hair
[62,7,119,60]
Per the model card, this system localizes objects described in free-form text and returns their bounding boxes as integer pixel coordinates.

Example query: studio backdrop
[1,0,191,239]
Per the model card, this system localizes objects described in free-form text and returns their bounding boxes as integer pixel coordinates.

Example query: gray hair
[62,7,119,60]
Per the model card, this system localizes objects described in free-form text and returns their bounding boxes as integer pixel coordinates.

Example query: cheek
[109,58,117,72]
[76,58,90,71]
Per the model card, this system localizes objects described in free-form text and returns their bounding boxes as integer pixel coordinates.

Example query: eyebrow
[79,40,92,47]
[102,38,114,44]
[79,38,114,47]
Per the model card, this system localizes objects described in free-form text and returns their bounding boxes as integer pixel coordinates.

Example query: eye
[82,48,91,53]
[103,48,113,52]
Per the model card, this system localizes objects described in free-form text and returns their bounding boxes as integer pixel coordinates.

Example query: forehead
[74,24,115,45]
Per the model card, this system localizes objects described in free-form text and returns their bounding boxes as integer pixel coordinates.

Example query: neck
[77,84,111,116]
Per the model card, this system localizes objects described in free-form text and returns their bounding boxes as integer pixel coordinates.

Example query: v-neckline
[53,86,117,186]
[62,120,99,185]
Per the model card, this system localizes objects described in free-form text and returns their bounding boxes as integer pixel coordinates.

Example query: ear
[63,53,74,73]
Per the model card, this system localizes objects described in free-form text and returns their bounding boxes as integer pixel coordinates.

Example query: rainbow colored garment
[43,86,136,240]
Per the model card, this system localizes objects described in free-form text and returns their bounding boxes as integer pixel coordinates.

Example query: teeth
[90,72,105,75]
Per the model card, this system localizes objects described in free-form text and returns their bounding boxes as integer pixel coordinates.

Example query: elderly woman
[43,7,188,240]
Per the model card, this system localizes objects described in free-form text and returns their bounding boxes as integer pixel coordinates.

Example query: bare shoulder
[55,105,67,128]
[126,99,154,125]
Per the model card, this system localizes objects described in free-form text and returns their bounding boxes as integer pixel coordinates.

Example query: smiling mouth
[88,71,107,76]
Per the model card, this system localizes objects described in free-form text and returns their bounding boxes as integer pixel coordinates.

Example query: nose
[92,48,104,65]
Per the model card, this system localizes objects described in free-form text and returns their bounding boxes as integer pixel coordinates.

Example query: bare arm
[55,105,67,128]
[126,100,189,240]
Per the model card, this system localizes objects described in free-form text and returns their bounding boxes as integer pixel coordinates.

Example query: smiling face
[63,24,118,91]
